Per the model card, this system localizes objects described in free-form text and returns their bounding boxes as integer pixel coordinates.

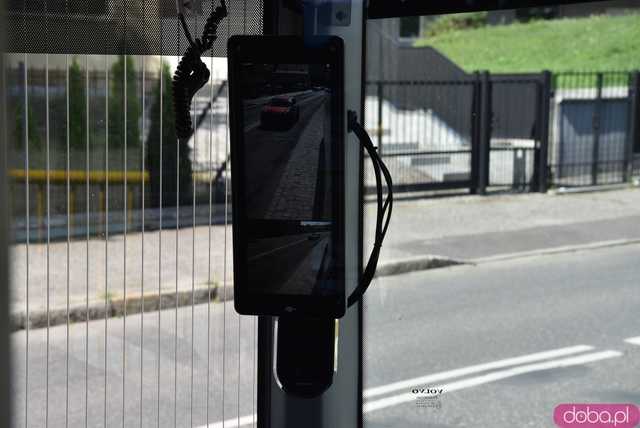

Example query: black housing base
[275,317,336,398]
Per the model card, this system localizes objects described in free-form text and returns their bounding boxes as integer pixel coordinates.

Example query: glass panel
[364,5,640,427]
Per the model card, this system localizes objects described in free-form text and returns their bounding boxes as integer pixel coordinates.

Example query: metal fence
[365,70,639,194]
[365,73,548,194]
[549,71,638,187]
[487,77,547,191]
[364,80,476,193]
[5,52,257,428]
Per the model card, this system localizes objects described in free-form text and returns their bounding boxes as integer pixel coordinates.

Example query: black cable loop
[173,0,228,141]
[347,111,393,308]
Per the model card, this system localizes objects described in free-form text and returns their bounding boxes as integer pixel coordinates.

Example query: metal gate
[365,73,552,195]
[364,80,478,193]
[550,72,634,187]
[487,77,549,192]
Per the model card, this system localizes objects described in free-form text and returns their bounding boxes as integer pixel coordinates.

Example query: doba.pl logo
[554,404,640,428]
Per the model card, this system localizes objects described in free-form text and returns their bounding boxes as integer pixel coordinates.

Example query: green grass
[415,13,640,74]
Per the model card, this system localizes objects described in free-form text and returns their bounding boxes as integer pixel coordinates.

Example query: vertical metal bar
[139,0,148,416]
[0,25,11,428]
[65,53,71,428]
[256,316,272,428]
[625,71,639,181]
[191,63,197,428]
[175,68,180,428]
[157,56,163,428]
[23,51,30,428]
[158,5,164,425]
[377,82,383,154]
[478,71,492,195]
[538,71,552,193]
[240,4,248,425]
[206,67,214,428]
[470,74,481,194]
[190,14,198,428]
[223,12,232,425]
[85,53,90,428]
[592,72,603,185]
[141,55,146,428]
[253,316,256,428]
[223,55,230,428]
[104,54,109,428]
[45,52,51,428]
[123,54,129,428]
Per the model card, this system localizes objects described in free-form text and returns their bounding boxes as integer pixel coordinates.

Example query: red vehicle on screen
[260,96,300,130]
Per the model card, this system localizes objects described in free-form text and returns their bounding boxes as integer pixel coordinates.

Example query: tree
[108,55,141,149]
[146,62,193,209]
[68,58,86,150]
[13,101,41,151]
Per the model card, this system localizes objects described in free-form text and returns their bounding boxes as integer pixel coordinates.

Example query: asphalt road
[243,91,331,296]
[10,243,639,427]
[11,297,258,428]
[363,243,640,428]
[247,231,330,295]
[243,91,327,219]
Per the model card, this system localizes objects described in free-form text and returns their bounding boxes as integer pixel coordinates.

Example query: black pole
[538,70,552,193]
[257,3,281,427]
[377,81,383,154]
[591,72,603,185]
[478,71,492,195]
[625,71,639,182]
[257,315,273,428]
[470,71,481,194]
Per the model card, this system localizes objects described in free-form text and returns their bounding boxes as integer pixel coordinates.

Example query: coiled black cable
[173,0,228,141]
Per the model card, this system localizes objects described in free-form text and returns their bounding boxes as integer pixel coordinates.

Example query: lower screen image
[240,62,338,296]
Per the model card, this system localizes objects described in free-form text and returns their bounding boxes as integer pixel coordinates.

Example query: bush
[426,12,488,37]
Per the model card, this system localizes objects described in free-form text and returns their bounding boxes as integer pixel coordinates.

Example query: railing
[365,70,640,194]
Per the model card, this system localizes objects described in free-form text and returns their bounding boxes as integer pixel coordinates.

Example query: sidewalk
[367,187,640,262]
[10,187,640,329]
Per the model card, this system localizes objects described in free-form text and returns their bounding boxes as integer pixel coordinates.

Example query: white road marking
[197,345,620,427]
[472,239,640,264]
[364,345,593,398]
[363,350,623,413]
[247,237,309,262]
[624,336,640,346]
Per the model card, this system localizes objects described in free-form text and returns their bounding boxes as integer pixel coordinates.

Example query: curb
[10,284,235,332]
[12,256,465,331]
[14,239,637,331]
[375,255,466,277]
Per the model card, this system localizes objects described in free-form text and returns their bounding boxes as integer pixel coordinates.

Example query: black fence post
[377,81,384,154]
[477,71,492,195]
[626,71,640,182]
[470,71,481,194]
[591,72,603,185]
[538,70,552,193]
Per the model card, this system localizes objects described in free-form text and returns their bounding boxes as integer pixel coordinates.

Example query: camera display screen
[237,62,341,297]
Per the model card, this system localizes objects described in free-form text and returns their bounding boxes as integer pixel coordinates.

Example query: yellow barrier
[10,170,148,232]
[8,169,150,183]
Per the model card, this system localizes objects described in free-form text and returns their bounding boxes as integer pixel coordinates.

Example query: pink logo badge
[554,404,640,428]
